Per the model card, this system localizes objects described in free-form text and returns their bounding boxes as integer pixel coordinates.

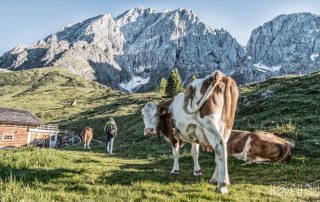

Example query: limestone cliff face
[1,9,319,91]
[0,7,246,91]
[246,12,320,82]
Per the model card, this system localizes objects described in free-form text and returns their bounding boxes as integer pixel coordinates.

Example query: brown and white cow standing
[81,127,93,150]
[169,70,238,194]
[141,100,203,176]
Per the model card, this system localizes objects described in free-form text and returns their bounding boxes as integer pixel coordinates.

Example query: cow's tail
[277,142,293,163]
[224,77,239,129]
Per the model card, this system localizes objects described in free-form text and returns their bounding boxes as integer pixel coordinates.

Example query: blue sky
[0,0,319,54]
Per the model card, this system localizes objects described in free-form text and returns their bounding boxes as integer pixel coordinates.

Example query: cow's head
[184,70,223,114]
[141,102,159,136]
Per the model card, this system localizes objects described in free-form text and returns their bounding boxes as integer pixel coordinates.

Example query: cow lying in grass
[228,130,293,163]
[80,127,93,150]
[141,101,293,172]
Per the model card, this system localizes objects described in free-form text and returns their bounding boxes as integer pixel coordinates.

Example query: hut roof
[0,107,42,126]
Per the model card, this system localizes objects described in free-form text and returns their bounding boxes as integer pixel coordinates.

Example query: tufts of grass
[0,68,319,201]
[272,120,297,136]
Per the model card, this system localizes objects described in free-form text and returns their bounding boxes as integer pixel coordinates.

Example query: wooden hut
[0,107,58,149]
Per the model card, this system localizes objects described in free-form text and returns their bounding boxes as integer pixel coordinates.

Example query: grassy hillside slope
[0,67,319,201]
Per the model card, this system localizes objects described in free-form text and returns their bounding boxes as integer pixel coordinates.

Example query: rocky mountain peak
[1,9,319,92]
[0,7,248,91]
[246,12,320,78]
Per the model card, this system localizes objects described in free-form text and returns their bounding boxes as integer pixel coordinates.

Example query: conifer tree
[166,68,184,97]
[159,78,167,95]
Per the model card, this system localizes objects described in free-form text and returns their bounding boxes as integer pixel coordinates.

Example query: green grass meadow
[0,67,319,201]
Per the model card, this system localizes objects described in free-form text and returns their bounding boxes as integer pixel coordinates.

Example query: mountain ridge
[1,8,319,91]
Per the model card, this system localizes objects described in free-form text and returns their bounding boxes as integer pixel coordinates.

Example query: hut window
[3,133,14,141]
[51,135,56,141]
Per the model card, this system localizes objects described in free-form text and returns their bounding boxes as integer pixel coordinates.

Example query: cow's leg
[212,135,229,194]
[219,138,229,185]
[191,143,202,176]
[87,138,91,150]
[204,128,229,194]
[195,126,219,182]
[171,144,180,175]
[83,138,87,149]
[209,154,219,184]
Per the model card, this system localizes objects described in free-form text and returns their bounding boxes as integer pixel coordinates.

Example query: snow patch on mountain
[310,53,319,62]
[119,76,150,92]
[253,63,281,72]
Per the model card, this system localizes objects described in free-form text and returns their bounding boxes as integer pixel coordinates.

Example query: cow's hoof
[215,186,229,195]
[193,170,203,176]
[209,178,218,184]
[224,181,230,187]
[170,170,179,175]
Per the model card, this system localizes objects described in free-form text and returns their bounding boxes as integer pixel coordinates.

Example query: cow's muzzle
[144,128,156,136]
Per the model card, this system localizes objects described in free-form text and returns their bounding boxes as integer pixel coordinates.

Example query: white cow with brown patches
[141,100,203,176]
[169,70,239,194]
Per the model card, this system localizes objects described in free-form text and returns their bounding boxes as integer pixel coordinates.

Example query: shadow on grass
[73,158,101,164]
[97,155,207,186]
[0,165,84,185]
[96,152,320,188]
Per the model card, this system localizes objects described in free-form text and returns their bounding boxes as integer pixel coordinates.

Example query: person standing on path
[104,117,117,154]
